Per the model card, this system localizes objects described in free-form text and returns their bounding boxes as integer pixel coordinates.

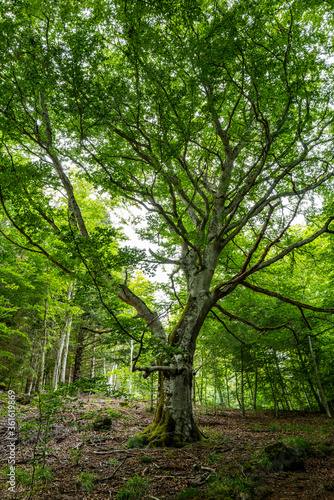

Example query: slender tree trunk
[246,371,254,406]
[212,355,224,405]
[308,335,331,418]
[90,334,96,378]
[68,365,73,384]
[25,354,37,394]
[53,326,66,389]
[60,282,75,384]
[129,339,134,395]
[265,362,279,418]
[150,373,154,412]
[235,372,241,409]
[225,367,230,408]
[273,350,291,410]
[60,312,73,384]
[301,381,312,410]
[37,291,48,393]
[250,350,258,410]
[240,348,245,418]
[295,344,323,411]
[73,327,85,383]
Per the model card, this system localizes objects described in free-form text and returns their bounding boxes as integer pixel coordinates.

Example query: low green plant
[69,447,85,466]
[267,422,281,432]
[3,466,31,484]
[257,454,273,470]
[253,424,262,432]
[282,423,300,431]
[207,453,221,464]
[283,436,311,454]
[177,487,200,499]
[127,436,147,449]
[2,465,53,486]
[165,451,177,458]
[107,408,124,419]
[77,472,97,492]
[33,466,53,483]
[138,455,152,464]
[109,458,121,465]
[299,425,315,432]
[116,475,149,499]
[205,475,252,499]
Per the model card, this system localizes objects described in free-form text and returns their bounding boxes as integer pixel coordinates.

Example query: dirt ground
[0,396,333,499]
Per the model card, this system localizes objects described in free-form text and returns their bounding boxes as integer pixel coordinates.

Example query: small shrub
[282,423,299,431]
[3,466,31,484]
[107,408,124,419]
[109,458,121,465]
[138,455,152,464]
[77,472,97,492]
[207,453,221,464]
[299,425,315,432]
[2,466,53,485]
[92,415,112,430]
[205,475,252,499]
[116,475,149,499]
[267,422,281,432]
[33,466,53,483]
[253,424,262,432]
[177,487,200,499]
[127,436,147,449]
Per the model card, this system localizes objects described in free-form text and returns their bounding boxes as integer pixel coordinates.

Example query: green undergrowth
[177,475,252,500]
[177,487,201,499]
[127,435,148,449]
[138,455,152,463]
[2,465,53,486]
[206,475,252,499]
[246,436,320,472]
[116,475,149,499]
[76,472,97,492]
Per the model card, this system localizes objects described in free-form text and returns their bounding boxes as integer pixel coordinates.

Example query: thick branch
[241,281,334,314]
[118,284,167,343]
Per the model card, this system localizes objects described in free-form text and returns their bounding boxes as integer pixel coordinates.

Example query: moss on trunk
[136,369,202,448]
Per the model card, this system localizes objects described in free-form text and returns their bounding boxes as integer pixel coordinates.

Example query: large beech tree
[1,0,334,444]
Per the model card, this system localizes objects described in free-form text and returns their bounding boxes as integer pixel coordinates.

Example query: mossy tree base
[136,363,202,448]
[140,417,202,448]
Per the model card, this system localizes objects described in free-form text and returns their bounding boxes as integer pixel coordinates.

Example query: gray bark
[37,290,48,393]
[53,282,74,389]
[308,335,331,418]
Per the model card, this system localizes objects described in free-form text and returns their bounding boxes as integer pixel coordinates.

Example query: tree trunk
[90,334,96,378]
[225,367,230,408]
[129,339,134,395]
[60,311,72,383]
[68,365,73,384]
[250,349,258,410]
[37,292,48,393]
[308,335,331,418]
[142,362,201,447]
[240,348,245,418]
[53,283,75,389]
[295,344,323,411]
[73,327,85,383]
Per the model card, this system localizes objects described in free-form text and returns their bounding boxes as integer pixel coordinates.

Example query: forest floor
[0,395,333,499]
